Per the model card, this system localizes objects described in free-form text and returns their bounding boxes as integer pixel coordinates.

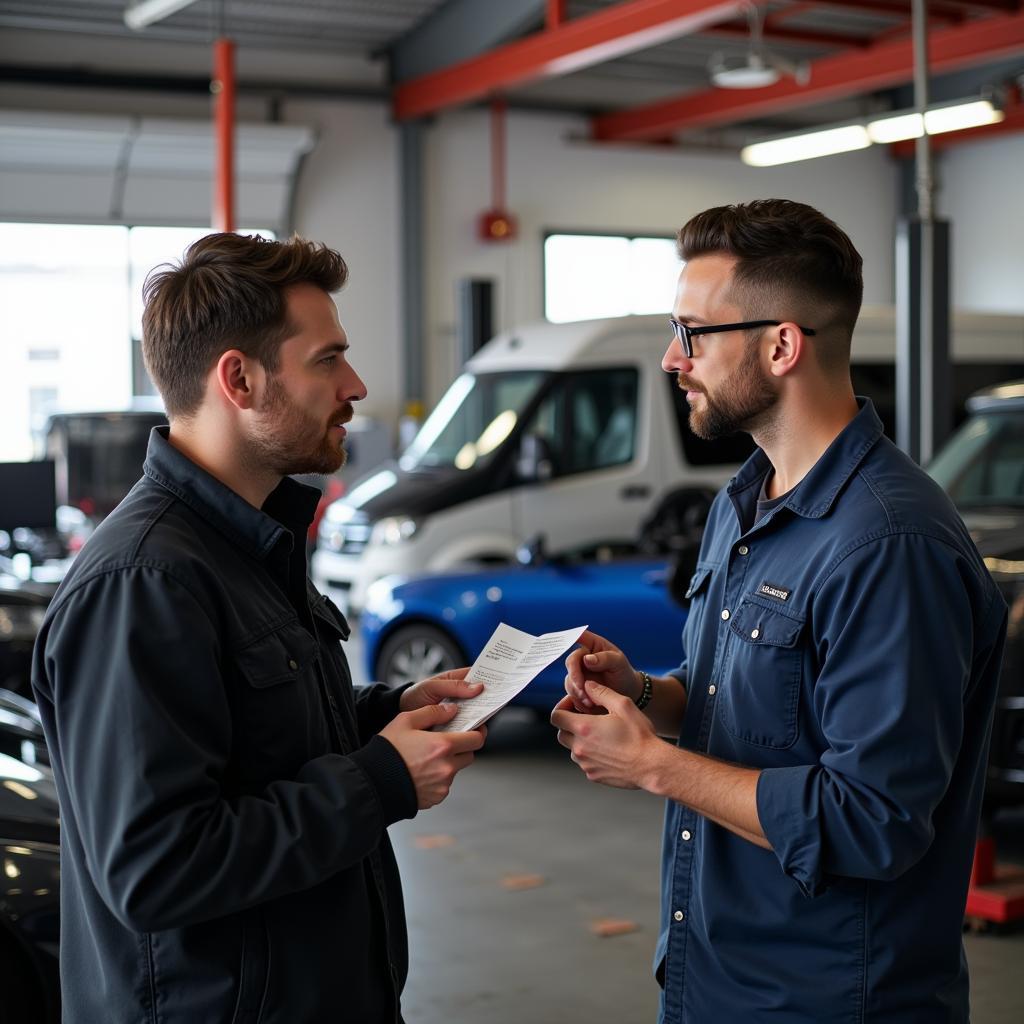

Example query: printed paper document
[436,622,587,732]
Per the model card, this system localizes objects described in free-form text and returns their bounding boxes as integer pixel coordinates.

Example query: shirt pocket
[233,621,326,775]
[719,595,805,750]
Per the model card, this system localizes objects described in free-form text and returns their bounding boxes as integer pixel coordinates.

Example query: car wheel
[375,624,467,687]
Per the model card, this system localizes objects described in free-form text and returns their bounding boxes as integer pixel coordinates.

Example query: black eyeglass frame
[668,318,817,358]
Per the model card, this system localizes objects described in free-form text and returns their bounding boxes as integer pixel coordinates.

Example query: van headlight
[371,517,419,547]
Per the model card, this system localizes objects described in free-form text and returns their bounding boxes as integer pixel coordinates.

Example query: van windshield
[400,371,547,471]
[928,409,1024,509]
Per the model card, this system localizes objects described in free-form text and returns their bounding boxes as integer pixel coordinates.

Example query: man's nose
[343,367,368,403]
[662,338,693,375]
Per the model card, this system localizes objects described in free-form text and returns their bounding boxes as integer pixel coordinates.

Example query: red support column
[213,37,235,233]
[547,0,567,30]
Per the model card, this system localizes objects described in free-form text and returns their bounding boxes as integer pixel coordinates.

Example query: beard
[681,342,778,441]
[246,374,351,477]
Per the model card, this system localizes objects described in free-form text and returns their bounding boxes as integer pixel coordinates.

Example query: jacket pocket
[719,595,804,749]
[233,622,326,775]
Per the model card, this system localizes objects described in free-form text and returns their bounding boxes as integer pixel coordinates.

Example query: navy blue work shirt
[655,400,1006,1023]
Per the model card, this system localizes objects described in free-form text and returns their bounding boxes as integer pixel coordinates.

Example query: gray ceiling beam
[387,0,544,82]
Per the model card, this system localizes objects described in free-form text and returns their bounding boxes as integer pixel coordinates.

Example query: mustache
[330,404,354,425]
[676,375,704,394]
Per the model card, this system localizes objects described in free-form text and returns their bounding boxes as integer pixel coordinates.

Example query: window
[524,368,639,478]
[0,222,273,462]
[544,233,680,323]
[929,411,1024,507]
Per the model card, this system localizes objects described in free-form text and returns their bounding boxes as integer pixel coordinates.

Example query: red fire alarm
[478,209,518,242]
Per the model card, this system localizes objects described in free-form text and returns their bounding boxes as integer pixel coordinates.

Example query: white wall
[422,108,899,403]
[286,100,403,431]
[939,133,1024,315]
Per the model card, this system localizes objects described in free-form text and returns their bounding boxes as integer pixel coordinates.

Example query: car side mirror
[516,533,548,567]
[516,434,554,482]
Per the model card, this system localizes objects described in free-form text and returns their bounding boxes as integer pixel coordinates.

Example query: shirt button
[708,684,716,695]
[287,658,299,671]
[681,830,692,841]
[673,910,685,922]
[751,628,760,639]
[738,545,749,555]
[721,609,730,621]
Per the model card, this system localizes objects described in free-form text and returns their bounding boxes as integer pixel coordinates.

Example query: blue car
[360,546,688,713]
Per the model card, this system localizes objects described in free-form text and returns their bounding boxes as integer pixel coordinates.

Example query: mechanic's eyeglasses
[668,318,817,359]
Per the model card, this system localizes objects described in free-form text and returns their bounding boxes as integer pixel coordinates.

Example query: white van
[312,309,1024,613]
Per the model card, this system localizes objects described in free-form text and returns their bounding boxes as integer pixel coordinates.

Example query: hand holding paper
[435,622,588,732]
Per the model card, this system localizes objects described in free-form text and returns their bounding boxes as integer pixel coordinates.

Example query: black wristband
[635,670,654,710]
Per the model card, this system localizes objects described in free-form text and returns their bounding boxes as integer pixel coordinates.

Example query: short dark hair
[676,199,863,372]
[142,232,348,418]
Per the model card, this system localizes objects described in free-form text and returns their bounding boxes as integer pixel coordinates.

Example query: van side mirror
[516,434,555,482]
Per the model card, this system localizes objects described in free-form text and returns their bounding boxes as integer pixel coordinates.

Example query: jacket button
[751,628,760,639]
[738,545,749,555]
[288,658,299,671]
[720,609,730,621]
[674,909,685,922]
[708,685,716,696]
[681,830,692,841]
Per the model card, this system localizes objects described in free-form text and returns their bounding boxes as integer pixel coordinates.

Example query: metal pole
[212,36,235,232]
[399,120,425,425]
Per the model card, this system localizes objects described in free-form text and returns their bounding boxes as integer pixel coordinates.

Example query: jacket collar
[143,426,321,561]
[728,397,884,523]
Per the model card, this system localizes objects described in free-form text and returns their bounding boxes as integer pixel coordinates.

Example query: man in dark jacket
[32,232,485,1023]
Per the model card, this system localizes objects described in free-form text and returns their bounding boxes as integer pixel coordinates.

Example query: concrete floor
[348,632,1024,1023]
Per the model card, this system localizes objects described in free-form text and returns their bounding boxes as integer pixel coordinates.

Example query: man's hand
[565,630,641,712]
[379,704,486,809]
[550,681,661,790]
[399,667,483,713]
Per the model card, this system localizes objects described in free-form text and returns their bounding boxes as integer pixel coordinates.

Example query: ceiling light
[741,125,871,167]
[924,99,1004,135]
[867,99,1003,143]
[744,97,1005,166]
[709,3,809,91]
[123,0,201,31]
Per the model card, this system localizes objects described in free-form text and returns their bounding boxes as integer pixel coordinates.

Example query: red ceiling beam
[592,10,1024,140]
[393,0,747,120]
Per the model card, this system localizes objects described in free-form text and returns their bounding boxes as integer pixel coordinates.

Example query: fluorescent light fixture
[925,99,1004,135]
[745,98,1004,166]
[124,0,201,31]
[710,54,781,90]
[741,125,871,167]
[867,112,924,144]
[867,99,1003,143]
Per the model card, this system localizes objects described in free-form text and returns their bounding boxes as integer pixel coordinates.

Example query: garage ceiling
[0,0,1022,143]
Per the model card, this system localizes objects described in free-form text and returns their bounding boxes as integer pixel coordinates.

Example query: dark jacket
[32,427,419,1023]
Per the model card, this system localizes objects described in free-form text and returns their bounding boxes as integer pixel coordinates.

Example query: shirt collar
[728,398,884,522]
[142,426,322,561]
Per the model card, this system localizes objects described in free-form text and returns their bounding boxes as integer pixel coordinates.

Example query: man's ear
[766,323,806,379]
[214,349,262,411]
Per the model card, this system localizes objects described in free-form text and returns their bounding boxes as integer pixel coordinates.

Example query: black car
[0,697,60,1023]
[929,379,1024,807]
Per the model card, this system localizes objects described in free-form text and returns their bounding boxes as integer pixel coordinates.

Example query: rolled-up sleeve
[756,531,996,896]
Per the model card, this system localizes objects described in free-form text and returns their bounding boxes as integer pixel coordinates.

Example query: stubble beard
[247,373,350,477]
[684,343,778,442]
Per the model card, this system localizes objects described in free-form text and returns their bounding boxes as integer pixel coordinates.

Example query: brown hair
[677,199,863,373]
[141,232,348,418]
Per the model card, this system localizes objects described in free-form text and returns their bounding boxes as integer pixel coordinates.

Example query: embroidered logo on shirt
[758,582,791,602]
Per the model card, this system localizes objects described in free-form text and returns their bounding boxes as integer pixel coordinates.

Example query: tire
[375,624,467,687]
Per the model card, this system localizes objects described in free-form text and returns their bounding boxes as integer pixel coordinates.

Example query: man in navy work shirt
[32,233,486,1023]
[551,200,1005,1022]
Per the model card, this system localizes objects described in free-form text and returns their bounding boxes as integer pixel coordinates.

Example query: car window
[525,368,638,478]
[929,410,1024,507]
